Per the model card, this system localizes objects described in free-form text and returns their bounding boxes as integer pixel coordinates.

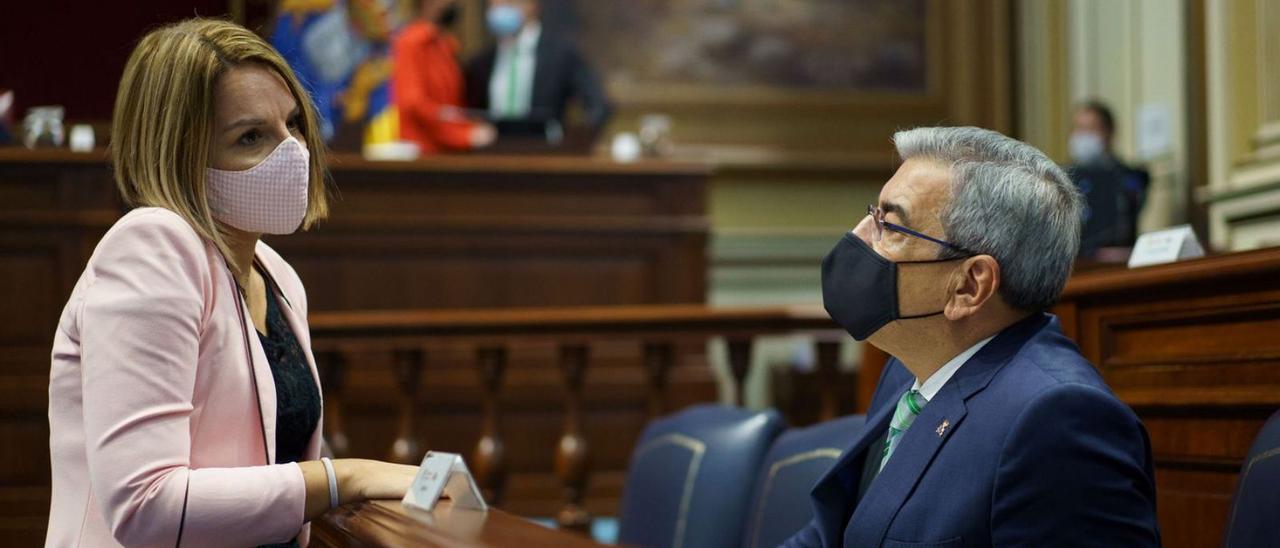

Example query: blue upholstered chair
[618,404,786,548]
[1223,409,1280,547]
[742,414,867,548]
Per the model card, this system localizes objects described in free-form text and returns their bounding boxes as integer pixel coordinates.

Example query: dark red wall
[0,2,273,123]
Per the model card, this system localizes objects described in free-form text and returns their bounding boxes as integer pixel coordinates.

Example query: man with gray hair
[785,127,1160,546]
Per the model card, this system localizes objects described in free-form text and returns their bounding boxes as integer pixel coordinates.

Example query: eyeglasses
[865,204,976,254]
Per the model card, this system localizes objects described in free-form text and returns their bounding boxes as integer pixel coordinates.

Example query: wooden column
[726,338,753,406]
[388,348,425,464]
[316,349,350,457]
[642,342,674,419]
[555,344,592,533]
[815,339,842,421]
[472,345,508,505]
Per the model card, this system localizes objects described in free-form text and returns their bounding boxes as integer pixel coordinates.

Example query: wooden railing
[308,305,841,530]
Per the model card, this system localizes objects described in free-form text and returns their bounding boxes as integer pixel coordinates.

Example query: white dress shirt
[912,335,996,401]
[489,22,540,118]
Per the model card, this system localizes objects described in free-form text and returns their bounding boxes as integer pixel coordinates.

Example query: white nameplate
[1128,224,1205,268]
[402,452,489,513]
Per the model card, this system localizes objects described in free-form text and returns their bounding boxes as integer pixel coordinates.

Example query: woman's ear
[944,255,1001,320]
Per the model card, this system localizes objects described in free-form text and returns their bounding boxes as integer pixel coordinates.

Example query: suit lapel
[843,386,968,547]
[531,34,554,117]
[840,313,1052,546]
[809,379,905,547]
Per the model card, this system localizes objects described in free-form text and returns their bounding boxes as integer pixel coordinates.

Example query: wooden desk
[312,500,605,547]
[1054,247,1280,548]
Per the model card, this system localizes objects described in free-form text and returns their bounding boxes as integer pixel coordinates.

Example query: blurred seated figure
[1066,100,1150,257]
[392,0,495,154]
[464,0,613,142]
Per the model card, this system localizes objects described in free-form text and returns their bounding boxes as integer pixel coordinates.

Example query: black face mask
[821,232,967,341]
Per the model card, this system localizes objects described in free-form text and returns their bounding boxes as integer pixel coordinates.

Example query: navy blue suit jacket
[783,313,1160,547]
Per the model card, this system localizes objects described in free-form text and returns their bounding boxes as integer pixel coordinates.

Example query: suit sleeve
[780,520,824,548]
[991,383,1161,546]
[392,34,476,151]
[565,45,612,129]
[79,212,307,548]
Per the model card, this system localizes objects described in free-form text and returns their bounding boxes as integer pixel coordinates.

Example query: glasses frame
[866,204,976,255]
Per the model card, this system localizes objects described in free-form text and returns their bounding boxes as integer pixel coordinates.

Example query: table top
[312,499,608,547]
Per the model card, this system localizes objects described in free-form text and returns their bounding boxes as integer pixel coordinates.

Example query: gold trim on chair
[1224,445,1280,542]
[632,433,707,548]
[749,448,844,548]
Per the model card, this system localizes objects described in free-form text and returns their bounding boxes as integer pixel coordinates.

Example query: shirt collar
[911,335,996,401]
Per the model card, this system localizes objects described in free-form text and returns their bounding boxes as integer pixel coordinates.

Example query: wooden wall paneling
[1058,248,1280,548]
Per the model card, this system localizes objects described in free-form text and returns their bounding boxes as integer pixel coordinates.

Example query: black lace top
[255,269,321,548]
[256,270,321,465]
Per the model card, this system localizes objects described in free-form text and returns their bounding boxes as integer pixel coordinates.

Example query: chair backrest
[741,414,867,548]
[618,404,786,548]
[1223,409,1280,547]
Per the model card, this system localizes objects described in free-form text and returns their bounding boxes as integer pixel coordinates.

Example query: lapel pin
[936,419,950,437]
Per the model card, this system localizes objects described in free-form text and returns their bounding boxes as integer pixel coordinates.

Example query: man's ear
[944,255,1001,320]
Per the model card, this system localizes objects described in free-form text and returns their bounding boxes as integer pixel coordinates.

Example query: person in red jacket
[392,0,495,154]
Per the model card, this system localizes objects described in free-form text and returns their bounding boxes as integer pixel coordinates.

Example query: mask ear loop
[894,255,974,320]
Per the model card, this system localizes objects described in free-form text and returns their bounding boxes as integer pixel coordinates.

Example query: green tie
[880,389,926,471]
[504,46,520,117]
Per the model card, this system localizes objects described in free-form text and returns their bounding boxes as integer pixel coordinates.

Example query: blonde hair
[111,18,330,265]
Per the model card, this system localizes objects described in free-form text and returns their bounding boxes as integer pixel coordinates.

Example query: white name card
[1128,224,1205,268]
[402,452,489,513]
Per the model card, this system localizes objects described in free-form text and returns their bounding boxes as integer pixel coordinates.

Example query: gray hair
[893,126,1083,311]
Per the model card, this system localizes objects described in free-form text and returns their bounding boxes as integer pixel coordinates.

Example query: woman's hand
[300,458,419,521]
[470,123,497,148]
[339,458,419,502]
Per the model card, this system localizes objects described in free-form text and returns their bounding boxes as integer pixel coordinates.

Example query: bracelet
[321,457,339,510]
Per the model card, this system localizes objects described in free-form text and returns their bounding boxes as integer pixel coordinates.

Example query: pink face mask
[206,137,310,234]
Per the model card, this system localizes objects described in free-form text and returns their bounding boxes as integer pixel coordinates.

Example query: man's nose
[852,214,876,244]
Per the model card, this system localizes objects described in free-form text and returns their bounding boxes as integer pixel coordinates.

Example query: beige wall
[1205,0,1280,251]
[1019,0,1190,236]
[593,1,1017,407]
[1020,0,1280,251]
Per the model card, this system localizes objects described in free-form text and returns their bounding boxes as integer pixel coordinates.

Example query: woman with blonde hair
[47,18,417,547]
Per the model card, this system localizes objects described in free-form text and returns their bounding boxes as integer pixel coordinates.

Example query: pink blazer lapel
[226,261,279,465]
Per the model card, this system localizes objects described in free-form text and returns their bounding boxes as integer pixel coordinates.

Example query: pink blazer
[48,208,323,547]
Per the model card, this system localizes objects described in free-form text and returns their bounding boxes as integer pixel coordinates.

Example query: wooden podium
[1053,248,1280,548]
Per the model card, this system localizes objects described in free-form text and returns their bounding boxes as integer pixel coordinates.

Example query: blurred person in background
[465,0,613,134]
[393,0,496,153]
[1067,99,1150,258]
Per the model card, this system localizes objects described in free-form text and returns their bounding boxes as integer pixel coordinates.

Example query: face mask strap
[897,309,946,321]
[895,256,970,322]
[896,255,973,266]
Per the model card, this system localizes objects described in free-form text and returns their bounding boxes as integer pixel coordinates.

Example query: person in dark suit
[464,0,612,132]
[1067,100,1151,256]
[789,126,1160,547]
